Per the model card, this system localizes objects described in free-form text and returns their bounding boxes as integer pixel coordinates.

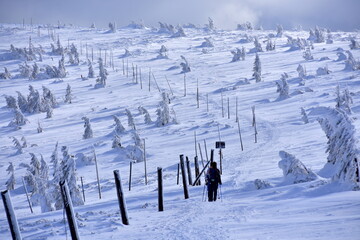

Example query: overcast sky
[0,0,359,31]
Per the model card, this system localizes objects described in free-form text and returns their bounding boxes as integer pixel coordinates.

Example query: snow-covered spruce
[112,134,122,149]
[253,53,262,82]
[95,58,108,88]
[5,162,16,190]
[200,37,214,48]
[42,86,58,108]
[108,22,116,33]
[0,67,12,79]
[301,107,309,124]
[266,38,276,51]
[231,47,246,62]
[303,47,314,61]
[344,51,360,71]
[317,108,360,188]
[157,45,169,59]
[88,59,95,78]
[335,85,353,114]
[37,120,43,133]
[156,92,176,126]
[316,66,330,76]
[69,43,80,65]
[250,37,263,53]
[82,117,93,139]
[113,115,126,134]
[180,55,191,73]
[275,73,290,100]
[9,108,28,127]
[125,109,136,130]
[205,17,215,31]
[237,21,253,30]
[349,38,360,50]
[276,24,283,38]
[278,151,318,184]
[138,106,152,124]
[171,26,186,38]
[64,84,73,104]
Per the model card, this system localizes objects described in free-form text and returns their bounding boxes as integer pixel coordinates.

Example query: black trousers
[208,183,218,202]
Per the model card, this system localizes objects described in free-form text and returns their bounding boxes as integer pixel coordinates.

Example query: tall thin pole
[221,91,224,118]
[203,139,209,162]
[236,96,238,122]
[122,59,125,75]
[198,142,205,168]
[129,162,133,191]
[143,139,147,185]
[93,149,102,199]
[165,75,174,95]
[196,78,199,108]
[237,120,244,151]
[157,167,164,212]
[140,68,143,89]
[113,170,129,225]
[152,73,161,92]
[194,131,198,157]
[183,73,186,97]
[227,97,230,119]
[179,155,189,199]
[206,93,209,112]
[148,68,151,92]
[80,177,86,202]
[22,177,33,213]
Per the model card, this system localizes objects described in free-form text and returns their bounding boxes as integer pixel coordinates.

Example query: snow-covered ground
[0,23,359,240]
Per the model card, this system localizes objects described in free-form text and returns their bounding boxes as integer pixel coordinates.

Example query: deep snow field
[0,22,360,240]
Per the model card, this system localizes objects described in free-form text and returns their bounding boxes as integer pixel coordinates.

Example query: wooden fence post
[204,139,209,161]
[252,106,258,143]
[140,68,143,89]
[198,142,205,167]
[179,155,189,199]
[221,91,224,118]
[237,120,244,151]
[186,156,193,185]
[194,156,201,185]
[210,149,214,163]
[196,78,199,108]
[152,73,161,92]
[177,163,180,185]
[93,149,102,199]
[148,68,151,92]
[22,177,33,213]
[80,177,86,202]
[1,190,22,240]
[143,139,148,185]
[129,162,133,191]
[113,170,129,225]
[227,97,230,119]
[157,167,164,212]
[59,181,80,240]
[165,76,174,95]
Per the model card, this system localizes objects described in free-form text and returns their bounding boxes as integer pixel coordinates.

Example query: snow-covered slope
[0,23,359,240]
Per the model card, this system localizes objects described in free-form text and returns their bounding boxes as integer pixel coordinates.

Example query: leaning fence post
[59,181,80,240]
[113,170,129,225]
[194,156,201,186]
[93,149,102,199]
[157,167,164,212]
[186,156,193,185]
[179,155,189,199]
[1,190,22,240]
[80,177,86,203]
[22,177,33,213]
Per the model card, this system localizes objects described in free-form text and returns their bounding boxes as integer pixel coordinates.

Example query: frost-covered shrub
[308,26,325,43]
[17,91,28,112]
[69,43,80,65]
[335,85,353,114]
[138,106,152,124]
[0,67,12,79]
[316,66,330,76]
[5,95,18,109]
[51,37,65,55]
[108,22,116,33]
[238,34,253,43]
[344,51,360,71]
[158,22,175,34]
[317,108,360,188]
[205,17,215,31]
[127,20,146,29]
[157,45,168,59]
[42,86,58,108]
[156,92,176,126]
[200,37,214,48]
[266,38,276,51]
[11,136,23,154]
[326,31,334,44]
[254,179,272,190]
[6,162,16,190]
[9,108,28,127]
[349,38,360,50]
[253,53,261,82]
[250,37,263,53]
[237,22,253,30]
[297,64,306,79]
[112,134,122,149]
[126,145,144,162]
[125,109,136,130]
[19,62,32,78]
[303,48,314,61]
[275,73,290,100]
[113,115,126,134]
[301,107,309,124]
[286,36,310,51]
[180,55,191,73]
[278,151,318,184]
[82,117,93,139]
[171,26,186,38]
[27,85,43,113]
[88,60,95,78]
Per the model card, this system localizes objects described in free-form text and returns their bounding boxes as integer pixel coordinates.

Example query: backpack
[207,168,219,184]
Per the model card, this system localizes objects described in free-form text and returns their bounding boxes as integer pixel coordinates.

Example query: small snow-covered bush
[254,179,272,190]
[180,55,191,73]
[278,151,318,184]
[316,66,330,75]
[231,47,245,62]
[200,37,214,48]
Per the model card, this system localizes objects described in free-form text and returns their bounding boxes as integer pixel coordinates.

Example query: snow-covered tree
[132,130,143,148]
[108,22,116,33]
[125,109,136,130]
[9,108,28,127]
[301,107,309,124]
[57,57,67,78]
[278,151,318,184]
[112,134,122,149]
[180,55,191,73]
[344,51,360,71]
[157,45,168,59]
[206,17,215,31]
[60,146,84,206]
[82,116,93,139]
[335,85,353,114]
[303,47,314,61]
[171,26,186,37]
[156,92,176,126]
[317,108,360,188]
[237,22,253,30]
[21,136,27,148]
[266,38,276,51]
[17,91,28,112]
[19,62,32,78]
[113,115,125,134]
[252,37,263,53]
[69,43,80,65]
[231,47,246,62]
[5,162,16,190]
[30,63,39,80]
[95,58,107,88]
[4,95,18,110]
[349,38,360,50]
[37,120,43,133]
[88,59,95,78]
[42,86,57,108]
[276,73,290,100]
[200,37,214,48]
[27,85,43,113]
[326,31,334,44]
[64,84,73,104]
[0,67,12,79]
[253,53,262,82]
[276,24,283,37]
[297,64,306,78]
[11,137,23,154]
[138,106,152,124]
[314,26,325,43]
[44,101,53,119]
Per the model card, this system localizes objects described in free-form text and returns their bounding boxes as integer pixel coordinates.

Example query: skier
[206,161,222,202]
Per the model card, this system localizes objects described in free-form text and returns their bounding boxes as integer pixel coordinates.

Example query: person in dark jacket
[206,161,222,202]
